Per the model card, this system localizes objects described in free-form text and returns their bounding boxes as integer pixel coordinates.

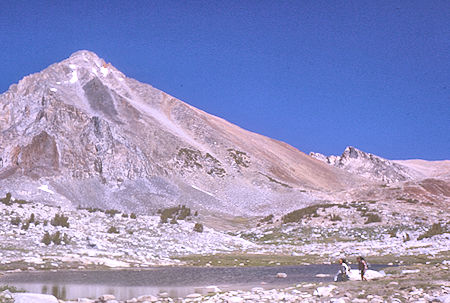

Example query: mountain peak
[65,50,107,67]
[63,50,113,74]
[69,50,101,60]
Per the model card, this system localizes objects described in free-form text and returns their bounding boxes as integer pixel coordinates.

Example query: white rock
[205,285,221,294]
[158,292,169,298]
[348,269,385,280]
[99,294,116,301]
[314,284,337,297]
[227,297,244,303]
[276,272,287,278]
[137,295,158,302]
[12,293,59,303]
[436,294,450,303]
[401,269,420,274]
[186,293,202,298]
[251,287,264,292]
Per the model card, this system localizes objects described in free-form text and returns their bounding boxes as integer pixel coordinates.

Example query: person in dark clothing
[357,256,368,281]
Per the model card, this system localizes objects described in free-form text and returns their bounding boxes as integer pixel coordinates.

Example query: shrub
[1,192,12,205]
[14,199,27,205]
[194,223,204,233]
[417,223,446,240]
[42,232,52,245]
[107,226,119,234]
[10,217,21,226]
[177,205,191,220]
[260,214,274,224]
[28,213,35,224]
[21,221,30,231]
[130,213,137,219]
[0,193,29,206]
[85,207,103,213]
[52,231,62,245]
[42,231,69,245]
[51,214,69,228]
[63,233,70,244]
[364,213,382,224]
[282,204,337,224]
[330,214,342,221]
[160,205,194,223]
[388,228,398,238]
[121,213,129,218]
[0,284,25,292]
[105,209,120,217]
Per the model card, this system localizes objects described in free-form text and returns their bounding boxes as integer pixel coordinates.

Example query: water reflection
[17,283,207,300]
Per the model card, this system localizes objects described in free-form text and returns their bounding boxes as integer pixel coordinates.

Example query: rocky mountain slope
[1,50,449,220]
[0,50,365,216]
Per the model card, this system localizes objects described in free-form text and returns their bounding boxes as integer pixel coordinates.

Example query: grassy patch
[0,285,25,293]
[260,173,292,188]
[173,253,322,267]
[364,213,382,224]
[417,223,447,240]
[282,203,338,223]
[178,148,203,168]
[259,214,274,224]
[397,197,420,204]
[227,149,250,167]
[158,205,194,223]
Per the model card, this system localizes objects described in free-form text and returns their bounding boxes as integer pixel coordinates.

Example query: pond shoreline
[0,263,394,301]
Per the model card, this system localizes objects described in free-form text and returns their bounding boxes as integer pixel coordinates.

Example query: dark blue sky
[1,1,449,160]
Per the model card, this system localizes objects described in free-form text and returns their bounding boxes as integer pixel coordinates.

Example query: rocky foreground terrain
[0,51,449,302]
[0,191,448,302]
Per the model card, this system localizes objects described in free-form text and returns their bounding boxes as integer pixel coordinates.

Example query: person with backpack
[334,258,350,282]
[357,256,368,281]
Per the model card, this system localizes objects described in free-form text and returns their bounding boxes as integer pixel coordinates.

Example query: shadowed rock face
[83,77,118,118]
[20,131,59,178]
[0,50,448,215]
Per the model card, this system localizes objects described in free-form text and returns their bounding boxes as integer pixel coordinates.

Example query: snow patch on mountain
[69,70,78,83]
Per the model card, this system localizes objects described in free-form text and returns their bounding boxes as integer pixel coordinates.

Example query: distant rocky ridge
[310,146,422,183]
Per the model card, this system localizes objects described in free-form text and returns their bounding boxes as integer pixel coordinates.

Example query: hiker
[357,256,368,281]
[334,258,350,282]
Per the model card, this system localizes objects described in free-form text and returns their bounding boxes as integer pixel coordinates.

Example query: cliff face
[0,51,358,215]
